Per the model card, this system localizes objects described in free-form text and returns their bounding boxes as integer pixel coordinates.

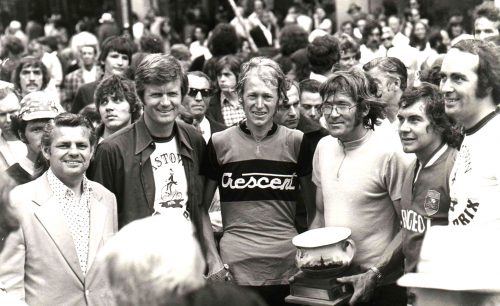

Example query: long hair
[320,67,385,130]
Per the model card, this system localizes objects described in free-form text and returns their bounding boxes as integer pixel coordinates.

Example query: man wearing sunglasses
[183,71,226,143]
[311,67,410,306]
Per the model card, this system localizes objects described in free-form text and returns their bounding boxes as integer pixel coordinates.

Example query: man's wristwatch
[369,266,383,281]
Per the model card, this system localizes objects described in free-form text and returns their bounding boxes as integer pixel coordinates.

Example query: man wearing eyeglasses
[183,71,226,143]
[311,67,410,306]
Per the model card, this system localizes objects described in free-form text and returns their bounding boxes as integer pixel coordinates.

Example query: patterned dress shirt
[47,169,91,275]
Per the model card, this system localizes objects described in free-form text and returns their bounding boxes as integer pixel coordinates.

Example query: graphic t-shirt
[150,136,189,219]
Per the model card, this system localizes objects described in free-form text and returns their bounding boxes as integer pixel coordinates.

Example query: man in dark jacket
[88,54,225,279]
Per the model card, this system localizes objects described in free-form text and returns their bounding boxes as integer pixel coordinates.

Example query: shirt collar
[134,116,193,155]
[239,119,278,137]
[46,168,92,200]
[220,92,239,108]
[464,111,498,136]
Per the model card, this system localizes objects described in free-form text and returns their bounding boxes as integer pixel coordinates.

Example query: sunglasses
[187,88,213,98]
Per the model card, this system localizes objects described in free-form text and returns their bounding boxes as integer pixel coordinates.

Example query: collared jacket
[88,116,207,250]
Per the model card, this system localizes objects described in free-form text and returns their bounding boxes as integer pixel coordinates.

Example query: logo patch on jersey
[424,190,440,216]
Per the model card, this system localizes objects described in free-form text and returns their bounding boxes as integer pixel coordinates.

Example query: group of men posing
[0,33,499,306]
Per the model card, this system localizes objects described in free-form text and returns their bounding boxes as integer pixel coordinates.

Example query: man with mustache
[439,39,500,225]
[13,56,50,98]
[71,35,134,114]
[311,67,409,306]
[89,54,225,279]
[0,113,118,305]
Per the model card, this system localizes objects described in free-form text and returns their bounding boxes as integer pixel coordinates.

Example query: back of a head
[307,35,341,74]
[140,34,165,53]
[280,25,309,57]
[99,215,206,306]
[208,23,239,57]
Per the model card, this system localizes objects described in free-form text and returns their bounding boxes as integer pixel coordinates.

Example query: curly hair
[307,35,340,74]
[319,67,385,130]
[236,57,290,105]
[399,82,463,148]
[207,23,239,57]
[279,25,309,57]
[94,75,142,123]
[452,39,500,104]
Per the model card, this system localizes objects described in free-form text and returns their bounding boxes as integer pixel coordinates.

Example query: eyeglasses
[321,103,356,115]
[187,88,213,98]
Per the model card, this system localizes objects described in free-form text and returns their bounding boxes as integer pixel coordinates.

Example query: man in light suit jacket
[0,113,118,306]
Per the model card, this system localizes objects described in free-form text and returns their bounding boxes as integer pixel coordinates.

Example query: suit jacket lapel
[86,190,106,273]
[34,197,85,284]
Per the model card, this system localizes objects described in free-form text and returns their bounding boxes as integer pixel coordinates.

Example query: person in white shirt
[440,39,500,225]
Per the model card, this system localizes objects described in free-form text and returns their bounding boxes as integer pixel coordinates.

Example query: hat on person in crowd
[398,224,500,292]
[19,91,59,121]
[99,13,114,24]
[348,3,362,14]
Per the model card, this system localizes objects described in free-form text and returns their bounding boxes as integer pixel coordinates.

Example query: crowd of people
[0,0,500,305]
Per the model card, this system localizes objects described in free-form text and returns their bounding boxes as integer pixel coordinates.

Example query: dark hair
[290,48,311,82]
[307,35,341,74]
[79,104,101,125]
[452,39,500,104]
[2,35,24,57]
[409,21,430,51]
[135,54,188,102]
[41,113,98,152]
[279,25,309,57]
[429,29,448,54]
[339,35,360,56]
[275,56,294,75]
[319,67,385,130]
[11,117,51,142]
[237,57,289,104]
[215,55,242,84]
[363,57,408,90]
[299,78,321,94]
[13,56,50,92]
[399,82,462,148]
[98,35,135,65]
[208,24,239,57]
[362,20,382,45]
[474,2,500,25]
[139,34,165,53]
[94,75,142,122]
